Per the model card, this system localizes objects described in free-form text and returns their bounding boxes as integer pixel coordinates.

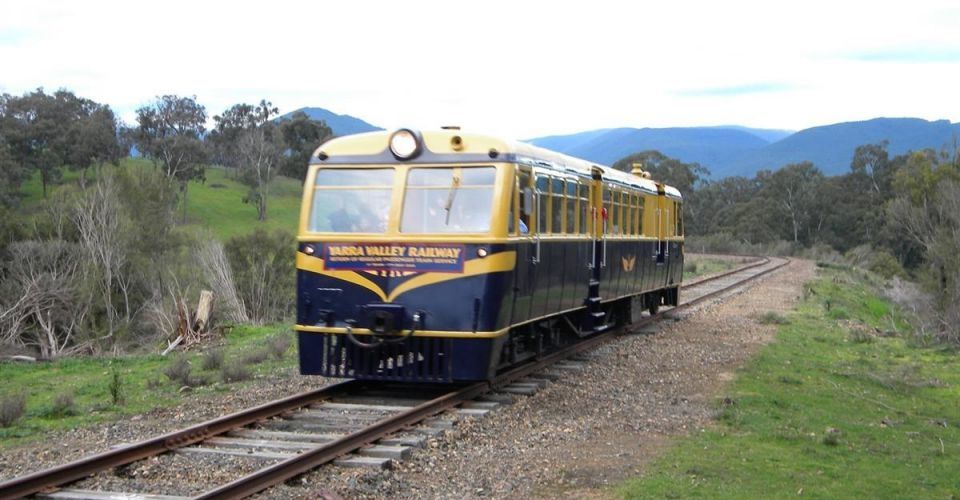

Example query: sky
[1,0,959,139]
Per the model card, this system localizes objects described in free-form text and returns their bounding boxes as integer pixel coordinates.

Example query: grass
[619,266,960,498]
[683,254,742,280]
[17,159,305,241]
[0,325,298,447]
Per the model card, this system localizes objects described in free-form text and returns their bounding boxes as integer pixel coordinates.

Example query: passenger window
[552,179,563,234]
[566,181,577,234]
[579,183,590,234]
[622,193,631,236]
[603,188,612,234]
[537,176,549,234]
[611,191,621,235]
[676,201,683,236]
[518,170,531,235]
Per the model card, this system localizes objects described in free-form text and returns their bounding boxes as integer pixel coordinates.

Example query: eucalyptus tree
[134,95,208,220]
[279,111,332,182]
[213,100,283,221]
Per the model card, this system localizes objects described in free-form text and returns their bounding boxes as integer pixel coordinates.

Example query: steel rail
[195,382,488,499]
[0,380,362,500]
[0,257,789,500]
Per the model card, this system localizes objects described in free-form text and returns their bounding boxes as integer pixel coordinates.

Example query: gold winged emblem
[622,254,636,272]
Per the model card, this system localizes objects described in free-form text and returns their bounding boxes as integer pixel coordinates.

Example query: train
[295,128,683,382]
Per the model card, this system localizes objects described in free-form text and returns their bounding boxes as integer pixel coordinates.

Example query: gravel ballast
[1,259,815,499]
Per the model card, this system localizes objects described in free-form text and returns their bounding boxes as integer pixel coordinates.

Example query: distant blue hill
[726,118,960,176]
[277,107,382,137]
[526,127,772,175]
[527,118,960,178]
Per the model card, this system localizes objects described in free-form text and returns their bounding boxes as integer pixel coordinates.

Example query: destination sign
[323,243,466,273]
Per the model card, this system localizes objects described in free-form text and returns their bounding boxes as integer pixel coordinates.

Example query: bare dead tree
[74,176,131,339]
[0,241,91,358]
[197,239,248,323]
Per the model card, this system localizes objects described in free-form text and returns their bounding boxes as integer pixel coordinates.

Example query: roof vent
[631,162,651,179]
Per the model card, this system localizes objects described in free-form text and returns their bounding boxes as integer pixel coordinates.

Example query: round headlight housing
[389,129,422,160]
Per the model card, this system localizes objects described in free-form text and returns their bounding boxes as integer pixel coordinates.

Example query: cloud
[847,47,960,63]
[675,83,796,98]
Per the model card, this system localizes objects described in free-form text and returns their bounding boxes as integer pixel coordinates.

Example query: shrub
[201,348,225,371]
[51,392,78,416]
[868,250,907,280]
[221,361,252,383]
[163,356,193,386]
[758,311,790,325]
[109,368,125,405]
[684,261,699,275]
[241,349,269,365]
[225,229,296,325]
[266,333,292,360]
[0,393,27,427]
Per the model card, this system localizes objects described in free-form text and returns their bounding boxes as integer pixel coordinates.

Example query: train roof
[312,129,682,200]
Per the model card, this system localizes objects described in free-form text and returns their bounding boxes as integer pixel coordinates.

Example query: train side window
[624,192,633,236]
[509,172,516,235]
[676,201,683,236]
[632,194,640,235]
[552,178,563,234]
[518,169,531,234]
[640,195,647,234]
[536,175,549,234]
[579,182,589,235]
[612,191,621,235]
[602,187,612,234]
[566,180,577,234]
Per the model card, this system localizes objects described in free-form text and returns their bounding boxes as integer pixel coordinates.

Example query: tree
[213,100,283,221]
[612,151,710,193]
[279,112,332,182]
[758,162,824,244]
[134,95,208,221]
[1,89,71,198]
[613,151,711,234]
[64,101,125,185]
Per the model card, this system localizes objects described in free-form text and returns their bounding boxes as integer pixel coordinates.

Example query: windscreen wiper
[443,171,462,225]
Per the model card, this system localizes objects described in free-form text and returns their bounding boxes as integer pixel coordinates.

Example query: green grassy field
[620,265,960,498]
[0,325,296,446]
[18,159,305,241]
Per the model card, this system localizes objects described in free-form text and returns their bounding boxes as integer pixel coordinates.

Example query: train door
[583,167,606,330]
[655,185,668,266]
[513,166,535,323]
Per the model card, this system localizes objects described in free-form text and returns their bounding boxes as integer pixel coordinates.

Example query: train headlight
[477,248,488,258]
[389,129,422,160]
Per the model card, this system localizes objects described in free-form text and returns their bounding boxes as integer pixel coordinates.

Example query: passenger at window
[329,203,357,232]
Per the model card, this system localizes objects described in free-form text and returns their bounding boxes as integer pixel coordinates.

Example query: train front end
[295,130,516,382]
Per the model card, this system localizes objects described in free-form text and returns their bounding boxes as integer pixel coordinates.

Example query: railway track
[0,256,788,500]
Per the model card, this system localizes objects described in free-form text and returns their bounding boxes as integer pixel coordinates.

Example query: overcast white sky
[2,0,959,139]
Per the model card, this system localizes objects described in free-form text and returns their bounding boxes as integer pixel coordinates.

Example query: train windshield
[401,167,495,233]
[308,168,394,233]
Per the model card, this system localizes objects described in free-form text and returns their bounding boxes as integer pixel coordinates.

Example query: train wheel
[648,293,660,315]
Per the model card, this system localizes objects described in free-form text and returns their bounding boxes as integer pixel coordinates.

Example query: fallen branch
[161,335,184,356]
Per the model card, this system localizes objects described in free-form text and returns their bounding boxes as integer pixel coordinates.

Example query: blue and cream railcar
[296,129,683,382]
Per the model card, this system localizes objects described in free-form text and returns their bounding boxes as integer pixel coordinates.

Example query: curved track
[0,256,788,500]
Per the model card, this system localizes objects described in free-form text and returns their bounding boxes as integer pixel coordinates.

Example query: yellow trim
[296,252,387,301]
[386,251,516,301]
[296,250,517,303]
[295,324,510,339]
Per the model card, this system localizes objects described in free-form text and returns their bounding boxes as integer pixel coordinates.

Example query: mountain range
[285,107,959,178]
[526,118,960,178]
[278,107,382,137]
